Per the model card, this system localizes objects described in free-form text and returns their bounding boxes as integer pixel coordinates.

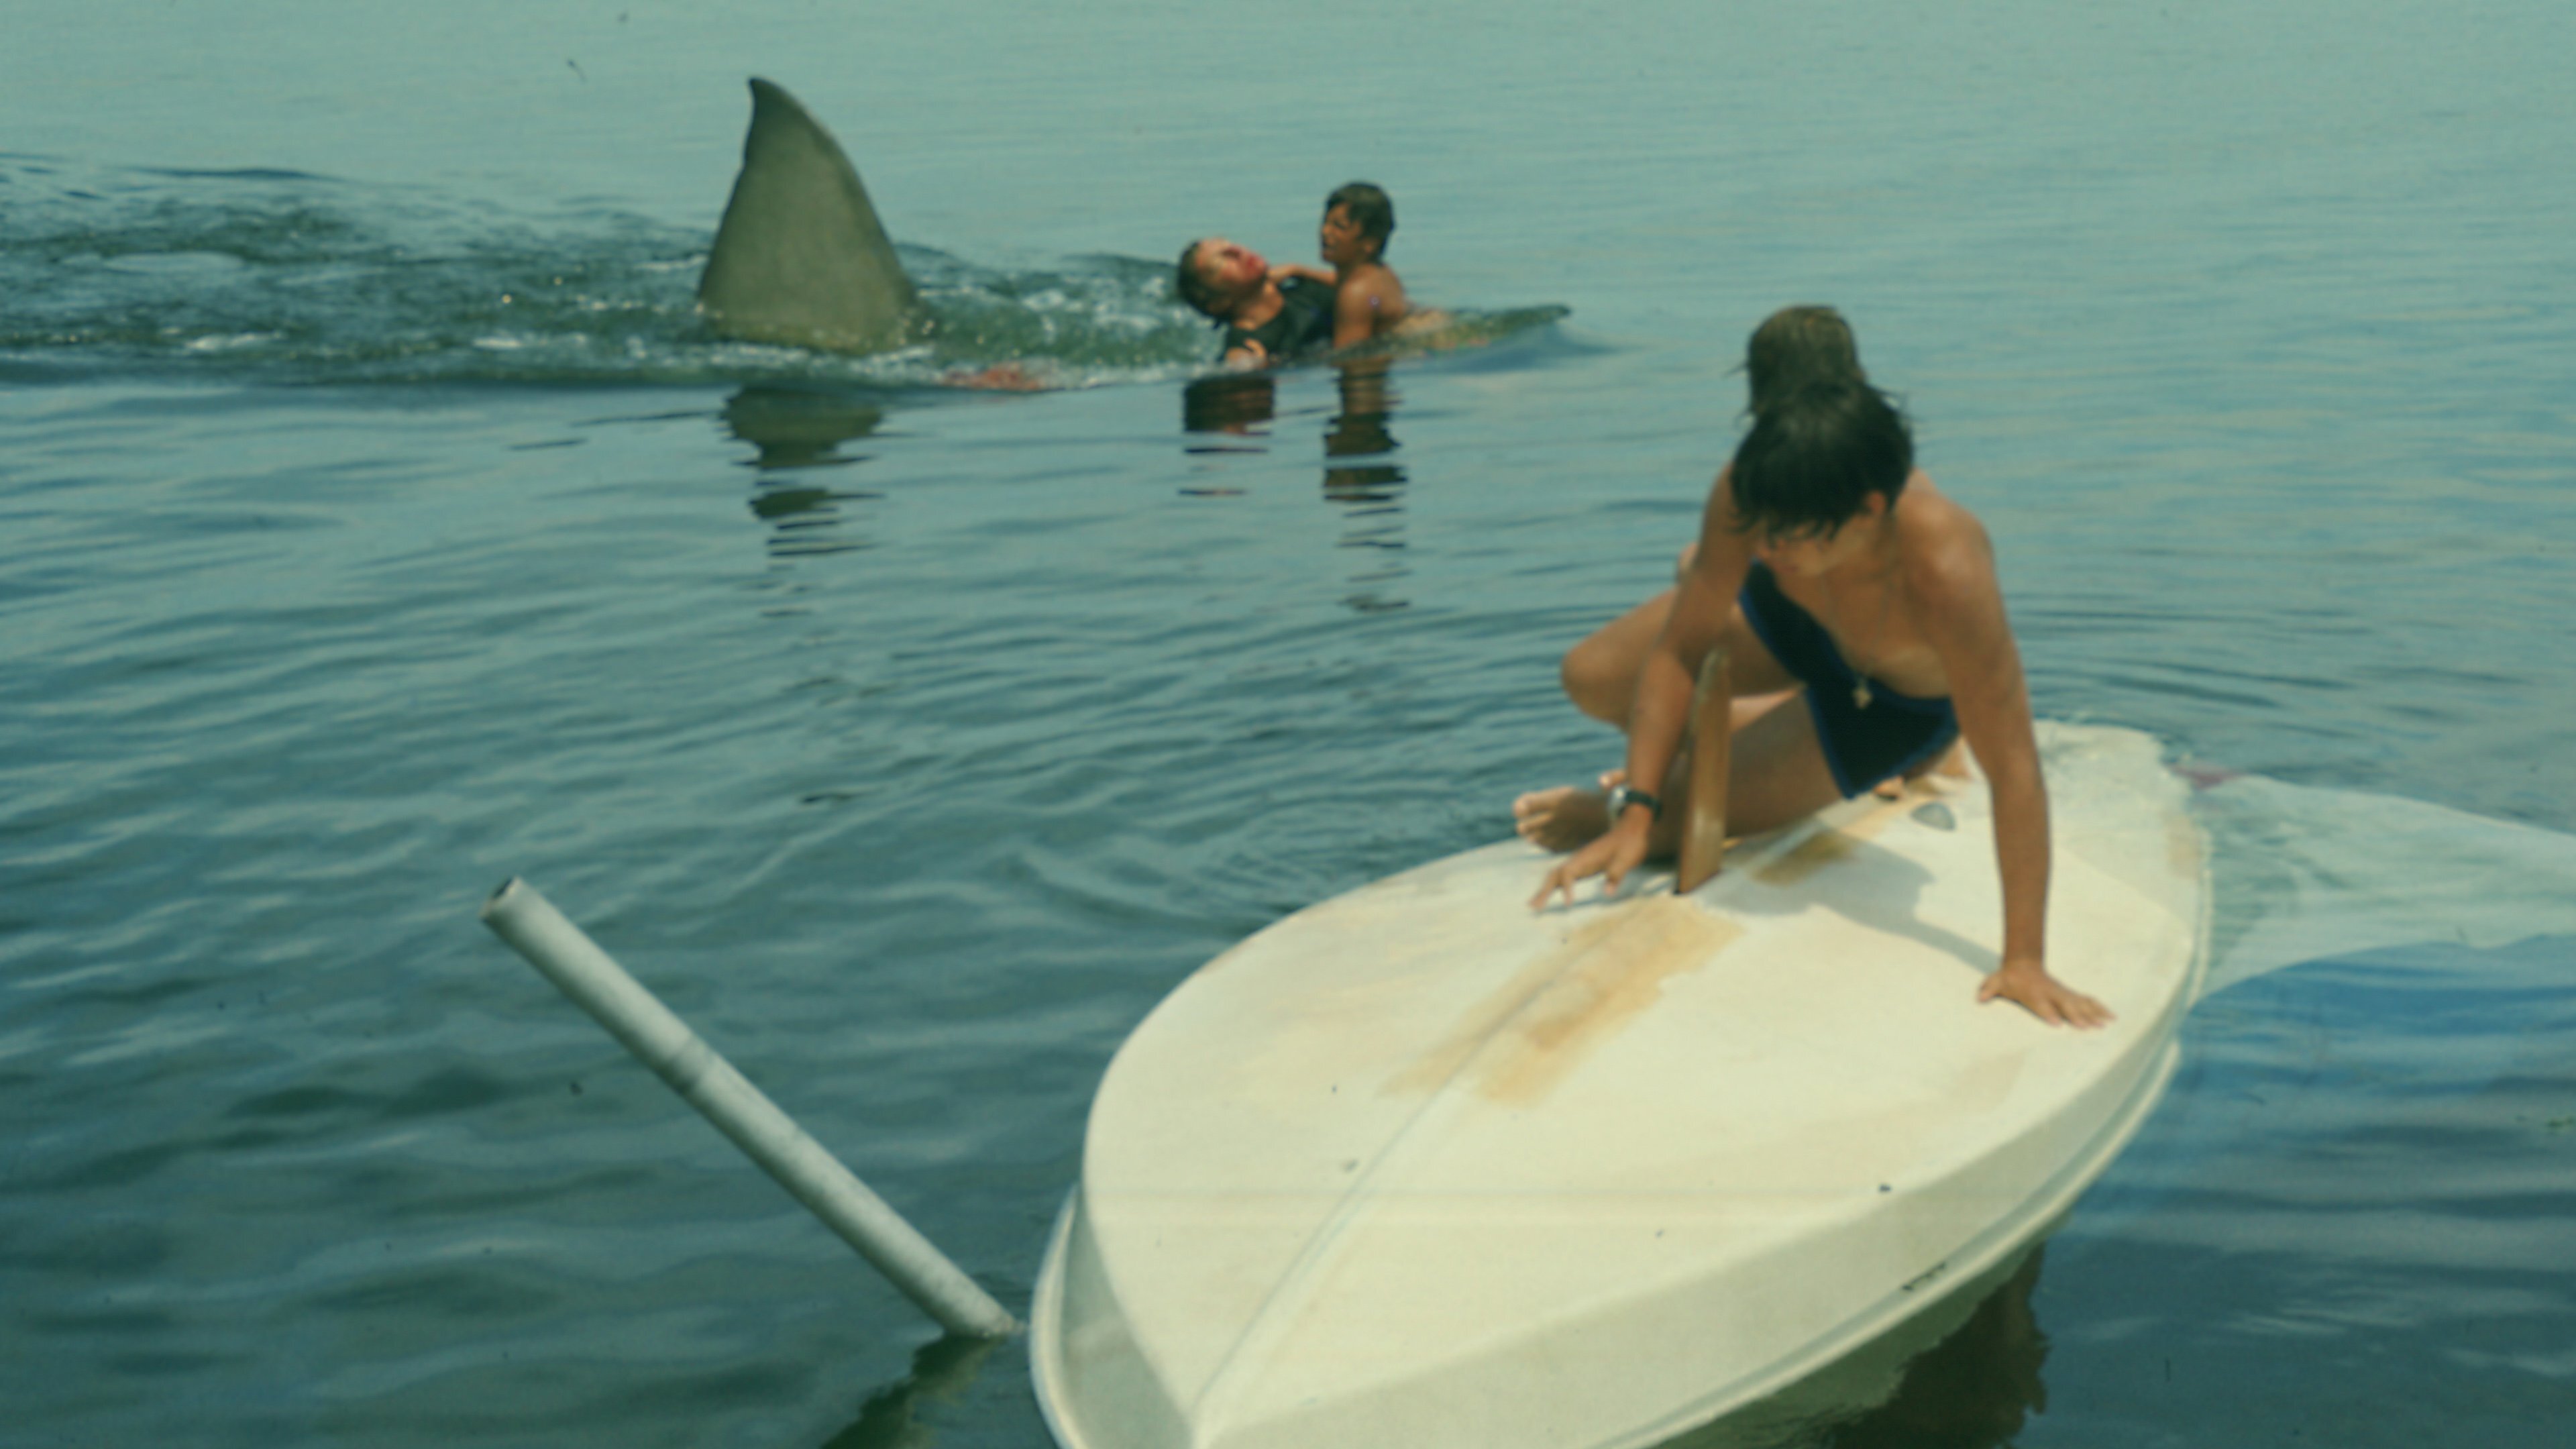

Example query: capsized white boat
[1031,723,2207,1449]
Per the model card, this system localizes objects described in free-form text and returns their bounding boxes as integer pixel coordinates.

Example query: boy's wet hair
[1327,182,1395,256]
[1744,305,1864,415]
[1728,381,1914,538]
[1175,239,1226,319]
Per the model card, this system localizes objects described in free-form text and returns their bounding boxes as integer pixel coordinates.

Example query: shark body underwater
[697,78,924,356]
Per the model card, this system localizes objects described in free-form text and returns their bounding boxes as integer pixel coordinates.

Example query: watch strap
[1609,784,1662,820]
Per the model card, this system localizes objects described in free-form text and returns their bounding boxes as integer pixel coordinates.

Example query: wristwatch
[1607,784,1662,820]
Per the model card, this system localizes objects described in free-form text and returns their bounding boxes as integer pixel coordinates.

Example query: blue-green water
[5,3,2572,1446]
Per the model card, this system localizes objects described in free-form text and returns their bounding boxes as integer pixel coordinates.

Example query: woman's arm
[1915,508,2108,1028]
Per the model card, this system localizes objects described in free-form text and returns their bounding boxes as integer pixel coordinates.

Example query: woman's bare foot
[1513,785,1612,852]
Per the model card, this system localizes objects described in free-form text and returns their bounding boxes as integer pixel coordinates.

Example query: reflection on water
[811,1335,1000,1449]
[1825,1248,2048,1449]
[1668,1245,2050,1449]
[1179,371,1277,449]
[1323,360,1409,614]
[724,386,888,557]
[1179,364,1413,612]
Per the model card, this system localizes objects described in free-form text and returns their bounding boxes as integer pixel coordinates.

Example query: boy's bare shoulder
[1346,261,1405,303]
[1332,264,1410,344]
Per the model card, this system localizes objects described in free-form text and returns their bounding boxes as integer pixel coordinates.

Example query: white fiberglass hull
[1032,724,2206,1449]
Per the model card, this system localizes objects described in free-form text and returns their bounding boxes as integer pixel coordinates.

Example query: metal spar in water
[478,878,1018,1339]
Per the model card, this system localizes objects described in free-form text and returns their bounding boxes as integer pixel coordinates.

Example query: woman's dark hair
[1327,182,1395,256]
[1728,381,1913,538]
[1743,305,1864,415]
[1174,239,1226,319]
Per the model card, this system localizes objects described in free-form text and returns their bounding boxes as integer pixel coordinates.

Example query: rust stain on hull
[1753,786,1934,887]
[1388,896,1741,1108]
[2167,809,2206,879]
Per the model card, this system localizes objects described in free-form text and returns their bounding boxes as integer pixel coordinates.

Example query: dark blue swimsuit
[1220,276,1336,364]
[1739,561,1960,798]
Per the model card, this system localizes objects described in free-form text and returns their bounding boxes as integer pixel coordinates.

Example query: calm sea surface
[6,3,2572,1446]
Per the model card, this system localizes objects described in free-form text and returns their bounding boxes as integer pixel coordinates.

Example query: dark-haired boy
[1524,380,2111,1029]
[1271,182,1415,350]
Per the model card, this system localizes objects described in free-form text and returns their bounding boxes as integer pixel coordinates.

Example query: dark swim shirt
[1220,275,1337,364]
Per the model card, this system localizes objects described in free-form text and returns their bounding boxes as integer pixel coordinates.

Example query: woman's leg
[1559,589,1674,727]
[1519,594,1807,851]
[1557,541,1703,726]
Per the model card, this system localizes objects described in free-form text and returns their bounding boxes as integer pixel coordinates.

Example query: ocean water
[4,2,2572,1446]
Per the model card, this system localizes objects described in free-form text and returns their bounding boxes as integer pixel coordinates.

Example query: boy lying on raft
[1176,182,1434,368]
[1520,326,2110,1029]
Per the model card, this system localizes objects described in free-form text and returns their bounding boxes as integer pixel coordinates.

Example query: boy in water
[1177,183,1421,367]
[1270,182,1414,350]
[1521,364,2112,1029]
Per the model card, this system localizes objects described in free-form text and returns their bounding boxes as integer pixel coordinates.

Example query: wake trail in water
[2198,775,2576,999]
[0,158,1564,391]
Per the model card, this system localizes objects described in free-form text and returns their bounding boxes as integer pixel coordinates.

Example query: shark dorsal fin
[698,78,922,354]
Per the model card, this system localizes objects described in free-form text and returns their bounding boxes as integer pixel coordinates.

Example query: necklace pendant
[1854,678,1873,710]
